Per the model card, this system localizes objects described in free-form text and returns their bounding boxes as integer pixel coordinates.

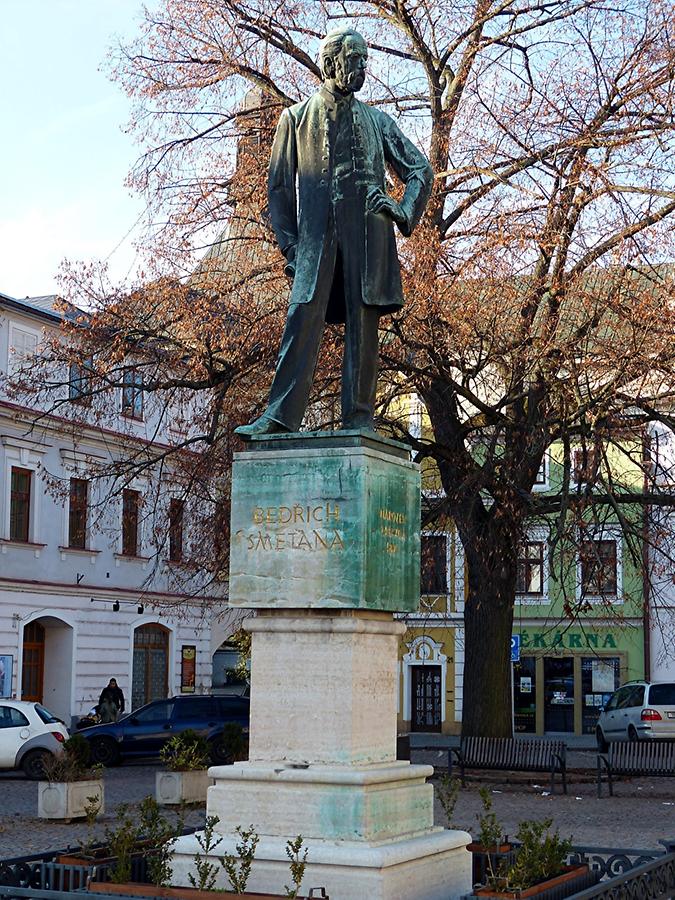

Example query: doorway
[411,664,442,732]
[544,657,575,732]
[132,624,169,710]
[21,621,45,702]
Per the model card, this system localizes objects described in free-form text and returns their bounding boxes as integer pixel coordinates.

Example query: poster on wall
[0,655,13,698]
[181,645,196,693]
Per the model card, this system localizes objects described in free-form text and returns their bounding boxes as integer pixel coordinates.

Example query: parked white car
[596,681,675,750]
[0,699,69,779]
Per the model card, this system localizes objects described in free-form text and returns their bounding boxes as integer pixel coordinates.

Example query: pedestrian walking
[98,677,125,723]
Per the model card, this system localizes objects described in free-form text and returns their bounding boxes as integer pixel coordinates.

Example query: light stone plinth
[247,610,402,765]
[229,430,420,612]
[171,829,472,900]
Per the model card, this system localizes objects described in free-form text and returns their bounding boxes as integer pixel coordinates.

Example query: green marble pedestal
[228,429,421,611]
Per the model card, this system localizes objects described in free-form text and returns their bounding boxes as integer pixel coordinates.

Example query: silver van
[596,681,675,750]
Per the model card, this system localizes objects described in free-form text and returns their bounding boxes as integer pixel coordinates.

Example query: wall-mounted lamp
[113,601,120,612]
[137,604,144,615]
[91,597,146,614]
[76,573,85,585]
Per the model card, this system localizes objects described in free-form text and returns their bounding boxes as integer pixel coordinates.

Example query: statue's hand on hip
[366,187,408,228]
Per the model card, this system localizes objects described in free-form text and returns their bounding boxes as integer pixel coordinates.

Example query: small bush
[42,734,101,783]
[160,729,210,772]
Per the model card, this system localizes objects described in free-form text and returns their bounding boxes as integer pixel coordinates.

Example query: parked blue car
[78,694,249,766]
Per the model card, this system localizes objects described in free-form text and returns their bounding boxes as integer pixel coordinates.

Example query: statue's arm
[268,109,299,274]
[380,115,434,237]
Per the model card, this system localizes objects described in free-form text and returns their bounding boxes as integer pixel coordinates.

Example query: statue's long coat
[268,89,433,323]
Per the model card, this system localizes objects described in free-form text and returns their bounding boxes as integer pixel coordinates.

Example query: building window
[69,358,93,403]
[9,327,38,375]
[534,454,548,486]
[10,467,32,542]
[573,447,599,483]
[580,539,617,596]
[68,478,88,549]
[122,489,140,556]
[169,498,184,562]
[517,541,545,595]
[122,367,144,419]
[421,534,448,594]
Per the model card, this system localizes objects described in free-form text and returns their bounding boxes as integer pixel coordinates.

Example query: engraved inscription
[379,507,407,554]
[243,503,344,553]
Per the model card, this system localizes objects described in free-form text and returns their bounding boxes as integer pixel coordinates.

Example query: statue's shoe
[234,415,291,439]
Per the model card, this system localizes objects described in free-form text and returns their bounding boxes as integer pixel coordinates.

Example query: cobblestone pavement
[1,755,674,861]
[0,762,205,859]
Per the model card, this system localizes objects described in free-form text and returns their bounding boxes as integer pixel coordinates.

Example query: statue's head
[319,27,368,93]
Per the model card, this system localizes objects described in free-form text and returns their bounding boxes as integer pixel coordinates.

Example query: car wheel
[209,738,233,766]
[628,726,639,742]
[596,727,608,753]
[22,749,51,780]
[90,736,120,766]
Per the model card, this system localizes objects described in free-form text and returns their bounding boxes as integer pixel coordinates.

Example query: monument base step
[171,828,472,900]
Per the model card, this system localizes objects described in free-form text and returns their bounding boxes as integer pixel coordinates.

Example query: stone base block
[171,829,472,900]
[206,761,435,843]
[246,610,404,765]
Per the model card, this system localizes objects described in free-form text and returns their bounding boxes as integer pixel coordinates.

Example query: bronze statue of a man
[235,27,433,438]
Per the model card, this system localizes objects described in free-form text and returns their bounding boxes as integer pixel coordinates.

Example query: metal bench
[449,736,568,794]
[596,740,675,797]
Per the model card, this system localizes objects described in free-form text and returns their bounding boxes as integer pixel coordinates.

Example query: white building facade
[0,292,233,727]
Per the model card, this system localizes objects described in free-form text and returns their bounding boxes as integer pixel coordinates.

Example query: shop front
[512,625,643,736]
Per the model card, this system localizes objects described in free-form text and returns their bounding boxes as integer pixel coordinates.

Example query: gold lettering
[313,529,329,550]
[297,530,312,550]
[246,534,255,550]
[327,503,340,523]
[266,507,277,524]
[293,505,305,523]
[253,507,264,525]
[386,542,398,554]
[330,531,345,551]
[276,534,286,551]
[312,506,324,523]
[253,531,273,551]
[279,506,292,524]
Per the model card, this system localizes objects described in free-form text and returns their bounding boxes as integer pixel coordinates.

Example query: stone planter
[473,864,595,899]
[38,779,104,822]
[155,769,210,805]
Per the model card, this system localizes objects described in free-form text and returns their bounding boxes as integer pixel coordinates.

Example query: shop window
[421,535,448,594]
[580,539,617,596]
[581,657,620,734]
[122,489,140,556]
[10,467,32,542]
[513,657,536,733]
[516,541,545,596]
[68,478,89,549]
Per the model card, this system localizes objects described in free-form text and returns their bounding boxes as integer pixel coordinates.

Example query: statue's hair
[319,27,365,79]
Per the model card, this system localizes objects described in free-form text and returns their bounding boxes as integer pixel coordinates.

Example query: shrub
[160,729,210,771]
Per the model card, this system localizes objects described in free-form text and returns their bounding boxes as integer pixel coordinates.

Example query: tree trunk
[461,544,517,738]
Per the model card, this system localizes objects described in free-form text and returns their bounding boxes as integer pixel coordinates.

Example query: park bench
[448,736,568,794]
[596,740,675,797]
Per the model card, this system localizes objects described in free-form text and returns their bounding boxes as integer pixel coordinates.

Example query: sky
[0,0,151,299]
